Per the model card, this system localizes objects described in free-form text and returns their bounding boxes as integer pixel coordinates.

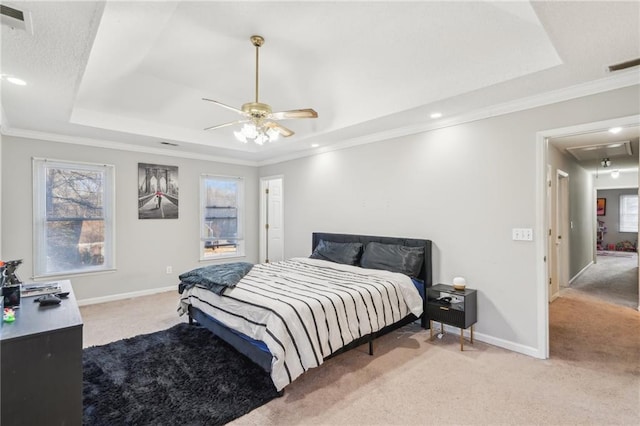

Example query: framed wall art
[596,198,606,216]
[138,163,179,219]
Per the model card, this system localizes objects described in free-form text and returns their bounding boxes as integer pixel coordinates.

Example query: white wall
[594,169,639,189]
[547,144,595,280]
[259,85,640,354]
[0,136,259,301]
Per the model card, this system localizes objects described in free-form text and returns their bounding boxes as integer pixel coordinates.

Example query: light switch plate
[512,228,533,241]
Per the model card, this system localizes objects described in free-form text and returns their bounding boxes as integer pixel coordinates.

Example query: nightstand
[427,284,477,350]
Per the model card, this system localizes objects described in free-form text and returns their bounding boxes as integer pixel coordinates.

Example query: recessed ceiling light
[608,127,622,134]
[311,143,320,148]
[611,170,620,179]
[430,112,442,119]
[6,77,26,86]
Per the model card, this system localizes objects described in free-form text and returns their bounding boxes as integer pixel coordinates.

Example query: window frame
[619,193,638,233]
[199,174,245,261]
[32,158,116,278]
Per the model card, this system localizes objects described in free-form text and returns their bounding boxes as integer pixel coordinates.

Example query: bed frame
[187,232,433,376]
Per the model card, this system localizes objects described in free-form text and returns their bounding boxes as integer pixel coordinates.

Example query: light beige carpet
[551,288,640,376]
[81,290,640,425]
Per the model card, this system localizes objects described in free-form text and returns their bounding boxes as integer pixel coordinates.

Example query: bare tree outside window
[34,159,114,277]
[46,168,105,272]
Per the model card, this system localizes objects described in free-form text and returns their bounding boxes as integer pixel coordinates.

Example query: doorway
[259,176,284,263]
[537,114,640,358]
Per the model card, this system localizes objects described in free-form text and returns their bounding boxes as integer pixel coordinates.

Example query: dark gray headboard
[311,232,433,288]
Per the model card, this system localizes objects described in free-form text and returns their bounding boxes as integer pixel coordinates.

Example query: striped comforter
[179,257,423,390]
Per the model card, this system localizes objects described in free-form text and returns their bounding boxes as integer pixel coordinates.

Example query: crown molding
[258,69,640,167]
[0,127,258,167]
[538,113,640,139]
[2,69,638,169]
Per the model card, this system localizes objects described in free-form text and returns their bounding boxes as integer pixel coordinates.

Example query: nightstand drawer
[427,304,465,328]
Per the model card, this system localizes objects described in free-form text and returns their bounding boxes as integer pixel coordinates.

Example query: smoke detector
[1,4,33,35]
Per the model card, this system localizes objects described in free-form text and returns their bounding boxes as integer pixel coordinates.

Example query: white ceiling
[550,125,640,171]
[1,1,639,165]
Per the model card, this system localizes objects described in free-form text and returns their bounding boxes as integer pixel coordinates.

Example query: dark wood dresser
[1,280,83,426]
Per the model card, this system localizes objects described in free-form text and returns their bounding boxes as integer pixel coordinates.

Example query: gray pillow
[310,240,363,266]
[360,242,424,278]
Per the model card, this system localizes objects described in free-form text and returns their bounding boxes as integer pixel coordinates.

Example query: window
[619,194,638,233]
[33,159,115,277]
[200,175,244,259]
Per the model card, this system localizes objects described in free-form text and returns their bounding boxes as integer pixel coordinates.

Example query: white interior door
[546,164,553,302]
[555,170,570,296]
[260,176,284,263]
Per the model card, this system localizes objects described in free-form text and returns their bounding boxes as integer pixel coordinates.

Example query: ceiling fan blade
[204,119,248,131]
[270,108,318,120]
[265,121,295,137]
[202,98,244,114]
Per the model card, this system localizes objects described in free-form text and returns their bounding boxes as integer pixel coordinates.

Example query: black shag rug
[83,323,279,425]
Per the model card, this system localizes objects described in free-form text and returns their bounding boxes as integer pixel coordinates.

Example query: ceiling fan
[202,35,318,145]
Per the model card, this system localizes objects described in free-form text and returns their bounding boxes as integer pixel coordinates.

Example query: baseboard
[569,260,594,284]
[77,285,176,306]
[440,324,542,358]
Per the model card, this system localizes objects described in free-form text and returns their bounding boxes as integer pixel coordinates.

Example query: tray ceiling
[1,1,639,164]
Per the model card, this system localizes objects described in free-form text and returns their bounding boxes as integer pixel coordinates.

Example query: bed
[178,232,432,391]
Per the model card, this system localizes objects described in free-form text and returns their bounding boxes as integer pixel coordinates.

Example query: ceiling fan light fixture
[234,122,280,145]
[203,35,317,145]
[266,127,280,141]
[601,157,611,168]
[234,130,248,143]
[254,132,269,145]
[242,123,257,139]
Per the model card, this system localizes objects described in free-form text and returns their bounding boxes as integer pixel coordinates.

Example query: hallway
[569,252,638,310]
[549,252,639,376]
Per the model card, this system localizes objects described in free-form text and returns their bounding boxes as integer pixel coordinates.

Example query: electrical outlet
[166,266,172,274]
